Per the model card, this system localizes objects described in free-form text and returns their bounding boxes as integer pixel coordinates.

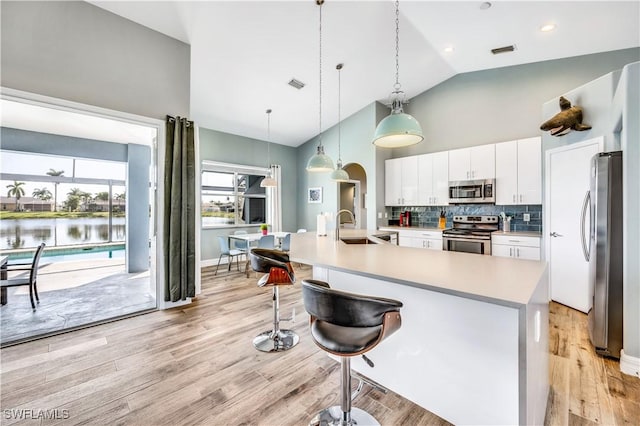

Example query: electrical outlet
[523,213,530,222]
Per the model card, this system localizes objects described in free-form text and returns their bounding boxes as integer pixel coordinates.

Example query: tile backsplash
[389,204,543,233]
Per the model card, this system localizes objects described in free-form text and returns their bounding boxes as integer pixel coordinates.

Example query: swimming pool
[5,244,125,263]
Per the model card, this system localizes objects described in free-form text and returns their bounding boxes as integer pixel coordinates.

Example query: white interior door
[546,138,602,313]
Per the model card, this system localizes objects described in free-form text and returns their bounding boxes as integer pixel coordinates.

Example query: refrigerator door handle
[580,190,591,262]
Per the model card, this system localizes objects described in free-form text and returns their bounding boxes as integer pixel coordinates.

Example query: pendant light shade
[261,109,277,187]
[306,0,335,173]
[330,164,350,181]
[373,0,424,148]
[331,63,350,182]
[306,145,335,172]
[372,109,424,148]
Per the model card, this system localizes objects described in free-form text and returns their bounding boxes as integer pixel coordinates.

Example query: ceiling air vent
[491,45,516,55]
[288,78,305,90]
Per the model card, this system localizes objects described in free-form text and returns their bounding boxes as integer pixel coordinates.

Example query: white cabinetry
[385,156,418,206]
[418,151,449,205]
[398,229,442,251]
[492,235,540,260]
[495,137,541,205]
[448,144,496,181]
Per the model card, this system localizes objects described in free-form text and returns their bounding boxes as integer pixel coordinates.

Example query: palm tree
[46,169,64,212]
[6,181,26,211]
[32,187,53,212]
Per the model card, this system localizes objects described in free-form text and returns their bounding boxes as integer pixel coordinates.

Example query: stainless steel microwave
[448,179,495,204]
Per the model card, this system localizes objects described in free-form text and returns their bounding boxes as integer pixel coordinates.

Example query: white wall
[0,1,190,119]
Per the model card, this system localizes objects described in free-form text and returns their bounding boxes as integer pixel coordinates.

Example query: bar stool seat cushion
[311,321,382,354]
[250,248,294,286]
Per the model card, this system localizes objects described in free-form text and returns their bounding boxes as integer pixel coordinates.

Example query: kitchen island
[289,230,548,425]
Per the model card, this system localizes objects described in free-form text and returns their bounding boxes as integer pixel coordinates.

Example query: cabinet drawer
[492,235,540,247]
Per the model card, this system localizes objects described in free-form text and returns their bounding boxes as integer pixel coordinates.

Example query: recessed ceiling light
[444,46,454,53]
[540,23,556,32]
[479,2,492,10]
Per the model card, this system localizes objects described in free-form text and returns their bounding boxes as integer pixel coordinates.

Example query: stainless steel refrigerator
[586,151,623,358]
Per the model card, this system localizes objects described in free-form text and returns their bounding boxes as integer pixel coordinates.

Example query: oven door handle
[443,236,491,244]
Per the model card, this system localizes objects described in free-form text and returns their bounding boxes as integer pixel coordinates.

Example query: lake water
[0,217,126,250]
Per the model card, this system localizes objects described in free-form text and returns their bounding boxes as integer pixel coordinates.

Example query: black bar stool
[301,279,403,426]
[249,248,299,352]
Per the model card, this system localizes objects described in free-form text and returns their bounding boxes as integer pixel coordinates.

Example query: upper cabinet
[385,156,418,206]
[417,151,449,206]
[495,137,541,205]
[448,145,495,181]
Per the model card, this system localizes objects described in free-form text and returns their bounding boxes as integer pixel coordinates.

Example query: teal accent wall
[397,48,640,156]
[198,127,298,262]
[296,103,379,232]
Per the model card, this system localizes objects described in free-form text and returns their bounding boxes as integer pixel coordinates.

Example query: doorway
[0,92,160,346]
[545,137,603,313]
[337,163,367,229]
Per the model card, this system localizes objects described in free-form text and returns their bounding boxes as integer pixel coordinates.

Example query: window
[201,161,270,227]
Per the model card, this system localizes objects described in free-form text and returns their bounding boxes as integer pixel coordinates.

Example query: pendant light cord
[318,0,323,147]
[337,63,343,163]
[266,108,272,169]
[394,0,401,91]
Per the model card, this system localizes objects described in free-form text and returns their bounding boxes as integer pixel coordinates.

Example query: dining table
[228,232,290,277]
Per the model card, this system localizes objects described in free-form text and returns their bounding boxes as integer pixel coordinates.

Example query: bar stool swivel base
[253,329,299,353]
[310,406,379,426]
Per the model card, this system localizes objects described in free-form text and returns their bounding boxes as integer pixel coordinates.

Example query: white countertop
[289,230,547,308]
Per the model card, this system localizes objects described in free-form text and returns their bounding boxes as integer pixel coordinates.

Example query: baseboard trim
[620,349,640,377]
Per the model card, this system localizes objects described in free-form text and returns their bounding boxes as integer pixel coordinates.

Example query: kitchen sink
[339,237,377,245]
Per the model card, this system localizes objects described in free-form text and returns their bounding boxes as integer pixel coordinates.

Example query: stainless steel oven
[442,215,498,255]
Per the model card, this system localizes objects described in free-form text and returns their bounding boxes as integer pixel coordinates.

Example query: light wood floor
[1,266,638,425]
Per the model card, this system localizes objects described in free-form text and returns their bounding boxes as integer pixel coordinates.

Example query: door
[401,156,418,205]
[448,148,471,181]
[417,153,434,205]
[547,138,602,313]
[432,151,449,205]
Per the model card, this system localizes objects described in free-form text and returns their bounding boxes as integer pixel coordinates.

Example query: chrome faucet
[336,209,355,241]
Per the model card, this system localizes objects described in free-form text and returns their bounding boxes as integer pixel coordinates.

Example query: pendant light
[331,63,350,182]
[306,0,335,172]
[372,0,424,148]
[260,109,277,187]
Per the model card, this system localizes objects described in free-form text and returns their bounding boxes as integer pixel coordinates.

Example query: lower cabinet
[492,235,541,260]
[398,229,443,251]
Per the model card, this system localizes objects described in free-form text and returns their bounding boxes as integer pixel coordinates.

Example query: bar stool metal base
[253,329,299,352]
[310,406,379,426]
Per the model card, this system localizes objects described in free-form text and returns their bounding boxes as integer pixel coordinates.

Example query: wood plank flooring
[1,266,638,425]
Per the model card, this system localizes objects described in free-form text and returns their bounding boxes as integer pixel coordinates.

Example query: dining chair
[0,242,46,310]
[280,233,291,253]
[215,236,244,275]
[258,235,275,249]
[233,230,249,261]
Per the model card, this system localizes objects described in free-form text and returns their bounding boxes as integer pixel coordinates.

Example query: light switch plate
[523,213,530,222]
[377,212,382,219]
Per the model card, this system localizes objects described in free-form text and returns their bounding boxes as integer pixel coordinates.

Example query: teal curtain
[164,116,196,301]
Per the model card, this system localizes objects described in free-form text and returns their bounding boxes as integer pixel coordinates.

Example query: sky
[1,150,127,202]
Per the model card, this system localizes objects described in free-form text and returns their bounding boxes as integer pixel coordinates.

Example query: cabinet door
[495,141,518,205]
[448,148,471,181]
[517,137,542,204]
[425,238,443,251]
[417,154,434,205]
[398,235,414,247]
[432,151,449,205]
[470,144,495,179]
[492,244,513,258]
[401,156,419,205]
[385,158,402,206]
[513,245,540,261]
[411,237,427,249]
